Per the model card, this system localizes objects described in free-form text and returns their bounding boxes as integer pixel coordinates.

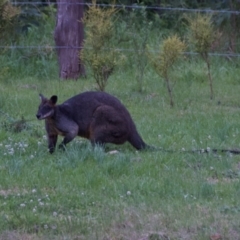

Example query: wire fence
[2,2,240,58]
[11,2,240,15]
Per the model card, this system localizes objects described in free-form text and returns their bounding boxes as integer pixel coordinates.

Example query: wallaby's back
[60,91,134,135]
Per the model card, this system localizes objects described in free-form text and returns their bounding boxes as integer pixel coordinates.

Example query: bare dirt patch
[0,231,39,240]
[0,189,28,197]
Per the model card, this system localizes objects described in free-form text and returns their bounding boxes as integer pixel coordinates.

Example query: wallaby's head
[36,94,58,120]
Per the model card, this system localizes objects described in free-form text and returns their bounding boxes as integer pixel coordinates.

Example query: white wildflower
[20,203,26,207]
[126,191,131,196]
[8,149,14,155]
[53,212,58,217]
[32,189,37,193]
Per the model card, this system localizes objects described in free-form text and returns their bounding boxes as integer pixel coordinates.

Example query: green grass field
[0,56,240,240]
[0,14,240,239]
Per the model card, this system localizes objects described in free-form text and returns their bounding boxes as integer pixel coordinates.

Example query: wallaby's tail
[128,131,148,150]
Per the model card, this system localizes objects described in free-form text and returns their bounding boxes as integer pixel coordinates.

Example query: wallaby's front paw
[49,148,55,154]
[58,144,66,151]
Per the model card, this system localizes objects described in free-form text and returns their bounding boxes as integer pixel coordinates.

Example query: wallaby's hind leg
[89,105,129,146]
[89,126,108,148]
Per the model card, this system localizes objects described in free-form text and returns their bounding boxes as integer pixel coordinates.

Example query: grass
[0,15,240,240]
[0,58,240,240]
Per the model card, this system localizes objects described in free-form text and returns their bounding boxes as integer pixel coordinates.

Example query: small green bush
[80,1,124,91]
[148,35,185,107]
[187,13,215,100]
[0,0,20,47]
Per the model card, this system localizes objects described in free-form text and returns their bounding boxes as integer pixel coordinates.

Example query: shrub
[187,13,215,100]
[0,0,20,47]
[148,35,185,107]
[80,1,124,91]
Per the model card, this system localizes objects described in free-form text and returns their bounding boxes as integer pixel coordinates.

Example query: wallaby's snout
[36,109,47,120]
[36,112,45,120]
[36,114,41,120]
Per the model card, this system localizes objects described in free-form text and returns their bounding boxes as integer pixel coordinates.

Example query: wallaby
[36,91,148,153]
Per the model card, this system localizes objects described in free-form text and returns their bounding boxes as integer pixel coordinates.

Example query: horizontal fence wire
[2,2,240,57]
[11,2,240,15]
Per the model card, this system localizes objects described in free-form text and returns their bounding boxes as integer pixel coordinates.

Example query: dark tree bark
[54,0,85,79]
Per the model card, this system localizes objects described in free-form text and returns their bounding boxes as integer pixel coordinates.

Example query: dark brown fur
[36,91,148,153]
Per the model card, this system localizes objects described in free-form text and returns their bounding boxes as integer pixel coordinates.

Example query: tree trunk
[54,0,85,79]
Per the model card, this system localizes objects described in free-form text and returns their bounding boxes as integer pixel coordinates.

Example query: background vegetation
[0,1,240,239]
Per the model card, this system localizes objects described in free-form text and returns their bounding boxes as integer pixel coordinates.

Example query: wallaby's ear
[39,94,45,102]
[50,95,58,105]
